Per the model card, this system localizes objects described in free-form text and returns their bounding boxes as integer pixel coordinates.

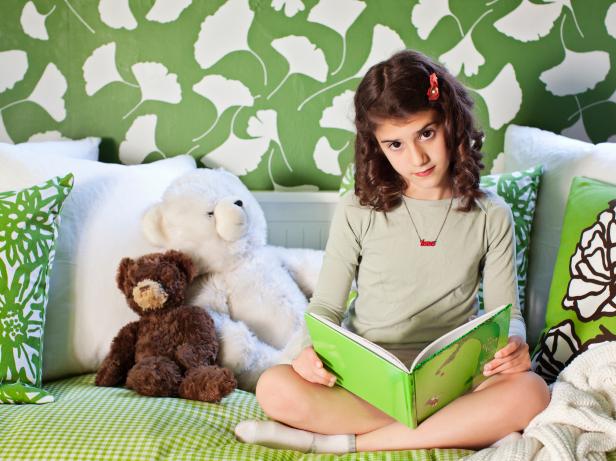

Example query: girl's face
[374,109,452,200]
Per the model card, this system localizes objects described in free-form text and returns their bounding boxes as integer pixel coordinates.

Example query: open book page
[309,314,409,372]
[409,304,512,371]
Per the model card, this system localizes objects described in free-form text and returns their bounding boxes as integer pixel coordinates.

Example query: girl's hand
[292,346,337,387]
[483,335,531,376]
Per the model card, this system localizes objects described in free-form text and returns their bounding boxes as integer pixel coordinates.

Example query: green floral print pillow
[0,174,73,404]
[339,163,543,313]
[531,177,616,384]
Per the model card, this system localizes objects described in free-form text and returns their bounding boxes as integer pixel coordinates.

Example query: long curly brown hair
[354,49,485,212]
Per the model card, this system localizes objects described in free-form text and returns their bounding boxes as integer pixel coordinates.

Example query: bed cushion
[0,373,474,460]
[531,176,616,383]
[0,174,73,403]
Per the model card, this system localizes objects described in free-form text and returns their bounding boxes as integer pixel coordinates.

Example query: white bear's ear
[142,203,169,247]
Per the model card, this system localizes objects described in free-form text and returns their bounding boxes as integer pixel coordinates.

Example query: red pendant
[420,239,436,247]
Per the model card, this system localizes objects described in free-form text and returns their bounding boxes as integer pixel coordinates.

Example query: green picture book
[305,304,511,428]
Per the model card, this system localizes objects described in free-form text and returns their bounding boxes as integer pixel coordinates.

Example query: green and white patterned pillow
[0,174,73,404]
[339,164,543,313]
[531,177,616,383]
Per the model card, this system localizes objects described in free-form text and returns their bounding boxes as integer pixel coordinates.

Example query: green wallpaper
[1,0,615,190]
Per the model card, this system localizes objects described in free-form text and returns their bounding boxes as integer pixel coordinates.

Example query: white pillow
[0,153,196,380]
[503,125,616,346]
[0,137,101,160]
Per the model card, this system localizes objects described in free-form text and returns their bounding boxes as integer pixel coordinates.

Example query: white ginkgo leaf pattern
[124,62,182,119]
[0,50,28,94]
[20,1,56,41]
[411,0,463,40]
[83,42,133,96]
[271,0,305,18]
[98,0,137,30]
[192,75,255,141]
[268,36,328,99]
[475,63,522,130]
[27,131,69,142]
[307,0,366,75]
[607,3,616,40]
[27,63,67,122]
[146,0,192,23]
[194,0,267,85]
[494,0,563,42]
[313,136,348,175]
[298,24,404,110]
[319,89,355,133]
[489,152,506,174]
[540,50,610,96]
[439,10,491,77]
[201,134,270,176]
[119,114,162,164]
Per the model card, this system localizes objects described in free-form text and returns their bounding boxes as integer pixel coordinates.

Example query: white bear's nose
[215,198,248,242]
[234,200,243,207]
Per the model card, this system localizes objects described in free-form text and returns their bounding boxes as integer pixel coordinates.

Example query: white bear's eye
[207,211,214,217]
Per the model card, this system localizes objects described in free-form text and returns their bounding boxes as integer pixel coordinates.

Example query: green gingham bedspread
[0,374,474,461]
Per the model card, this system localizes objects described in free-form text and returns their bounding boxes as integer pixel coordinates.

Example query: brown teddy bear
[95,250,237,402]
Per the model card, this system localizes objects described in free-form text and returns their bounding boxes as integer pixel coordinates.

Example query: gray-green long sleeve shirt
[304,190,525,352]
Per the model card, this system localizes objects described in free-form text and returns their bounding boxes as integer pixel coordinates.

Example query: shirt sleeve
[481,194,527,342]
[300,194,363,349]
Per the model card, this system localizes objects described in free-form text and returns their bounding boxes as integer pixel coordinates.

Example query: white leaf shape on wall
[146,0,192,23]
[267,148,319,191]
[271,0,305,17]
[83,42,131,96]
[27,63,67,122]
[21,2,56,40]
[119,114,162,164]
[99,0,137,30]
[194,0,267,85]
[319,89,355,132]
[411,0,462,40]
[28,130,69,142]
[201,134,270,176]
[313,137,348,175]
[247,110,293,171]
[267,36,328,99]
[192,75,255,141]
[474,64,521,130]
[607,3,616,39]
[560,115,592,143]
[124,62,182,119]
[307,0,366,75]
[0,115,12,143]
[298,24,404,110]
[0,50,28,93]
[540,50,610,96]
[494,0,562,42]
[439,10,491,77]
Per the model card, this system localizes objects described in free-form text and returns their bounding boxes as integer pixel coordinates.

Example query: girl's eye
[207,211,214,217]
[388,141,402,150]
[420,129,434,140]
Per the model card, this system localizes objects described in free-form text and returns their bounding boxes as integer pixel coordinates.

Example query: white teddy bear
[141,168,324,390]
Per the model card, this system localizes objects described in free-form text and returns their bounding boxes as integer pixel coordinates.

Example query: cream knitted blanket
[464,342,616,461]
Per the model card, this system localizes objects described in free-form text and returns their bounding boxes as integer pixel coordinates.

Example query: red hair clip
[427,72,439,101]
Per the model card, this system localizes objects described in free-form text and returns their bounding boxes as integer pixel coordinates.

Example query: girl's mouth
[415,166,435,177]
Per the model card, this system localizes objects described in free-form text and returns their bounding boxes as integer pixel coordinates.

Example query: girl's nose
[408,145,429,166]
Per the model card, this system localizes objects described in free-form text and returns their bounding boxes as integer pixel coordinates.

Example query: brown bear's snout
[132,279,169,311]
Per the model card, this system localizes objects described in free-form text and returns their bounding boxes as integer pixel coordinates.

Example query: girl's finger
[486,356,530,375]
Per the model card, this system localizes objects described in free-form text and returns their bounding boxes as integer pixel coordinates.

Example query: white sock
[489,431,522,448]
[234,420,355,454]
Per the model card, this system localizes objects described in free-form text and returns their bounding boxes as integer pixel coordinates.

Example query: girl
[235,50,550,453]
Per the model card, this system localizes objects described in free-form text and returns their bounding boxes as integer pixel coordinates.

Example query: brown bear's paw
[179,366,237,403]
[95,359,127,387]
[126,356,182,397]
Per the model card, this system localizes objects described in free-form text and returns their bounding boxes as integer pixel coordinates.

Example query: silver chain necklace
[402,195,454,247]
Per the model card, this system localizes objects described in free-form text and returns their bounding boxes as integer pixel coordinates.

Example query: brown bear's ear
[164,250,197,283]
[116,257,133,294]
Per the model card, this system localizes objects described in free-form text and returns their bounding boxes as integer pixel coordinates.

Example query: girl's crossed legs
[251,364,550,452]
